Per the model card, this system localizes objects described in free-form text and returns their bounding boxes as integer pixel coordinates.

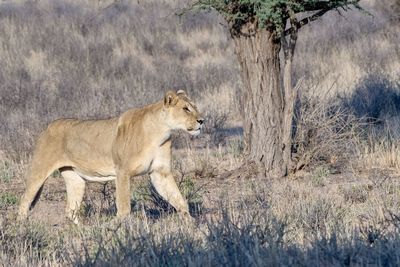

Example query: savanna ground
[1,0,400,266]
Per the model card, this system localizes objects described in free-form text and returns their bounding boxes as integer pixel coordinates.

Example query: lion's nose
[197,118,204,125]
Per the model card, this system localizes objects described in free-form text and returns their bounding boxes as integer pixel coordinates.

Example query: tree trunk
[233,28,286,176]
[281,53,294,175]
[281,29,299,175]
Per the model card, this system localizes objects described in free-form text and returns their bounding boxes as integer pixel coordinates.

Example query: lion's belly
[74,168,116,182]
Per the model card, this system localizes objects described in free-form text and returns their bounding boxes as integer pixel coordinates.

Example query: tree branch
[284,8,329,36]
[301,1,354,12]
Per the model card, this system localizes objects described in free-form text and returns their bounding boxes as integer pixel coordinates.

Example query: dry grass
[1,0,400,266]
[358,132,400,171]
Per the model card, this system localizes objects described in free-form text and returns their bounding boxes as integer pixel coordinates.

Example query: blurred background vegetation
[0,0,398,162]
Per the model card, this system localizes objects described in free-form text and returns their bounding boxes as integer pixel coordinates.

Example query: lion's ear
[164,90,178,108]
[177,90,186,96]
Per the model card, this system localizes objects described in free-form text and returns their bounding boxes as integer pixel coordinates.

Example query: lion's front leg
[115,170,131,218]
[115,157,152,218]
[150,170,189,215]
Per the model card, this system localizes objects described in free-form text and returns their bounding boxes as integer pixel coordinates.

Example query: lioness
[18,90,204,223]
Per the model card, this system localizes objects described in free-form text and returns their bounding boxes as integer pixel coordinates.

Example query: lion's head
[163,90,204,136]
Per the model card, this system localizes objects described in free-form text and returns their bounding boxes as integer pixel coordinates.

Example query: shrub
[310,166,330,187]
[0,192,18,208]
[0,160,14,183]
[131,175,204,217]
[341,184,372,204]
[292,91,361,172]
[342,74,400,121]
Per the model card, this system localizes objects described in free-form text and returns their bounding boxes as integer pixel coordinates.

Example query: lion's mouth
[187,127,201,136]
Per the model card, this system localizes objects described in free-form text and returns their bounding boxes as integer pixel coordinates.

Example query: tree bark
[233,28,285,176]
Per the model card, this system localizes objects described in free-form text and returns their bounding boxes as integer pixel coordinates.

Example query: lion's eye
[183,107,191,113]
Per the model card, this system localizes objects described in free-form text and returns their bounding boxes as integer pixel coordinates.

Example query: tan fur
[18,90,204,223]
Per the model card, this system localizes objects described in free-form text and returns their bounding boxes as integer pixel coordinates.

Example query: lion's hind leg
[61,168,86,224]
[17,162,59,221]
[17,128,66,221]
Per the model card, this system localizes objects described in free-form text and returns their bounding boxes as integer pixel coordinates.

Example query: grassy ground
[2,153,400,266]
[1,0,400,266]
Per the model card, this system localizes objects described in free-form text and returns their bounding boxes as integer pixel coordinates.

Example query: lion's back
[33,118,118,166]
